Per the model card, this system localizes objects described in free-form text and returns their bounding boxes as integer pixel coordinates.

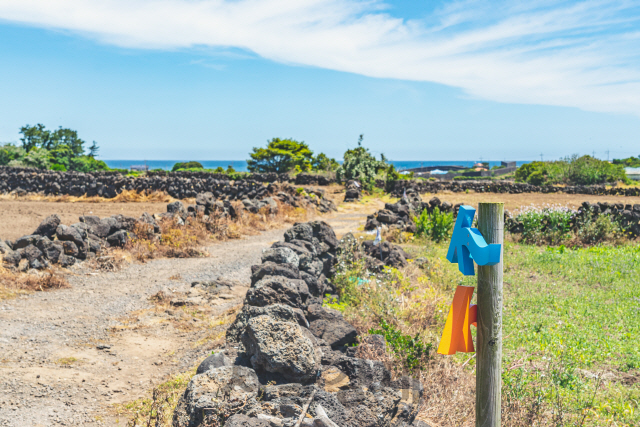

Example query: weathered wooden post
[476,203,504,427]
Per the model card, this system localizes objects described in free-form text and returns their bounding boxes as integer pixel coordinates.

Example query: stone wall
[0,167,291,200]
[389,179,640,197]
[173,221,425,427]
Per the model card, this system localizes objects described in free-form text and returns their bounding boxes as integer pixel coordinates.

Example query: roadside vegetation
[331,201,639,426]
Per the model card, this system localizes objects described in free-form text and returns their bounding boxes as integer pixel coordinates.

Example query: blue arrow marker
[446,205,501,276]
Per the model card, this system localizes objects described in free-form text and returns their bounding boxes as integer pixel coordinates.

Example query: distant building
[626,168,640,181]
[501,161,516,168]
[130,164,149,172]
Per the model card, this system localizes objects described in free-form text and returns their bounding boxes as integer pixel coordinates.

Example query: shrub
[414,207,454,242]
[0,144,25,165]
[172,161,203,171]
[22,146,52,169]
[515,205,574,245]
[336,135,386,190]
[612,155,640,167]
[369,319,431,371]
[515,155,627,186]
[51,164,67,171]
[575,214,622,245]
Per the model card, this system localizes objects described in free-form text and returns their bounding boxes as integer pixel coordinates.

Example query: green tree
[20,124,53,152]
[88,141,100,157]
[336,135,386,188]
[612,156,640,167]
[172,161,203,171]
[22,147,52,169]
[312,153,339,171]
[247,138,314,173]
[17,124,103,172]
[0,144,25,165]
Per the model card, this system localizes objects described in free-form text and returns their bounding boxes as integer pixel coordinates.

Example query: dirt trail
[0,205,373,427]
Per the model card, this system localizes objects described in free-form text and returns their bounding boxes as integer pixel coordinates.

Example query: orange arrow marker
[437,286,478,355]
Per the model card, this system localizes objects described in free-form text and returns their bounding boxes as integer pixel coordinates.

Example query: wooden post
[476,202,504,427]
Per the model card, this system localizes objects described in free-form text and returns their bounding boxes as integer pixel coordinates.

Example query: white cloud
[1,0,639,115]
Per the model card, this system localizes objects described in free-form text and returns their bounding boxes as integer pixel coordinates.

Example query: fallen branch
[294,388,317,427]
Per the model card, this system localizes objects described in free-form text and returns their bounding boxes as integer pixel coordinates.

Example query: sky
[0,0,639,161]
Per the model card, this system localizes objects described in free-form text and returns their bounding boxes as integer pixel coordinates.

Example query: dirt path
[0,226,290,427]
[0,205,373,427]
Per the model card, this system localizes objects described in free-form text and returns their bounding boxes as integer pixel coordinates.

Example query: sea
[103,160,531,172]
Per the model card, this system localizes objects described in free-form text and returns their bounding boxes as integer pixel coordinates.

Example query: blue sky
[0,0,639,161]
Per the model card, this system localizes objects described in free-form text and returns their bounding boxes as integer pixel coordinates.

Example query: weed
[114,367,197,427]
[369,319,432,371]
[0,265,69,300]
[56,357,78,366]
[414,207,454,242]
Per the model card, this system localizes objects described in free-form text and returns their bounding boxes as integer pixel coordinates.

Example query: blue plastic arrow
[446,205,501,276]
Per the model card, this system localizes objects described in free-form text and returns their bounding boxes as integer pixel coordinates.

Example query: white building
[625,167,640,181]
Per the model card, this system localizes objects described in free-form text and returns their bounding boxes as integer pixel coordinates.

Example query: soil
[0,202,375,427]
[0,201,169,241]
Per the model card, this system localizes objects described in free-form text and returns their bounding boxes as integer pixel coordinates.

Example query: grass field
[334,238,640,426]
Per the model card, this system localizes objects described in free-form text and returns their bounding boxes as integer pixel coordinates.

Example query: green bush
[22,147,51,169]
[516,206,574,245]
[0,144,25,165]
[414,207,454,242]
[576,214,622,245]
[612,155,640,167]
[515,156,627,186]
[51,164,67,171]
[172,161,203,171]
[336,135,386,190]
[312,153,339,172]
[369,319,431,371]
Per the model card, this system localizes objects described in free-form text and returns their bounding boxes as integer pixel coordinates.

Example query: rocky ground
[0,204,373,427]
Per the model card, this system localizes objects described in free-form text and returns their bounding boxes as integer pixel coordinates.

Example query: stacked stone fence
[388,179,640,197]
[172,221,424,427]
[0,168,339,199]
[3,167,639,198]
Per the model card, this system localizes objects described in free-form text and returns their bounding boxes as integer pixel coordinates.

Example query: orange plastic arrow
[437,286,478,355]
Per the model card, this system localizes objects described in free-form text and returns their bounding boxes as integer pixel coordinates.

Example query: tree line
[0,124,107,172]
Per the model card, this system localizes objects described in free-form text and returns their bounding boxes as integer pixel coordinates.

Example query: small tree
[336,135,385,188]
[18,124,103,172]
[22,147,52,170]
[0,144,25,165]
[247,138,314,173]
[172,161,203,171]
[312,153,339,171]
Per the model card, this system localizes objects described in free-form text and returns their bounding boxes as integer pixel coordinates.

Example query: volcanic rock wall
[388,179,640,197]
[0,168,339,199]
[173,221,425,427]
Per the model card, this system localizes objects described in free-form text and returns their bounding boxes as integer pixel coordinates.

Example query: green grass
[441,242,640,425]
[498,243,640,425]
[334,237,640,425]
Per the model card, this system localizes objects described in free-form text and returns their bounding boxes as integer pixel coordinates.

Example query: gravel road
[0,227,287,427]
[0,203,375,427]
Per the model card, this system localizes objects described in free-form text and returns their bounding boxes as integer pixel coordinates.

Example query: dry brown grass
[124,199,313,263]
[0,260,69,300]
[0,189,175,204]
